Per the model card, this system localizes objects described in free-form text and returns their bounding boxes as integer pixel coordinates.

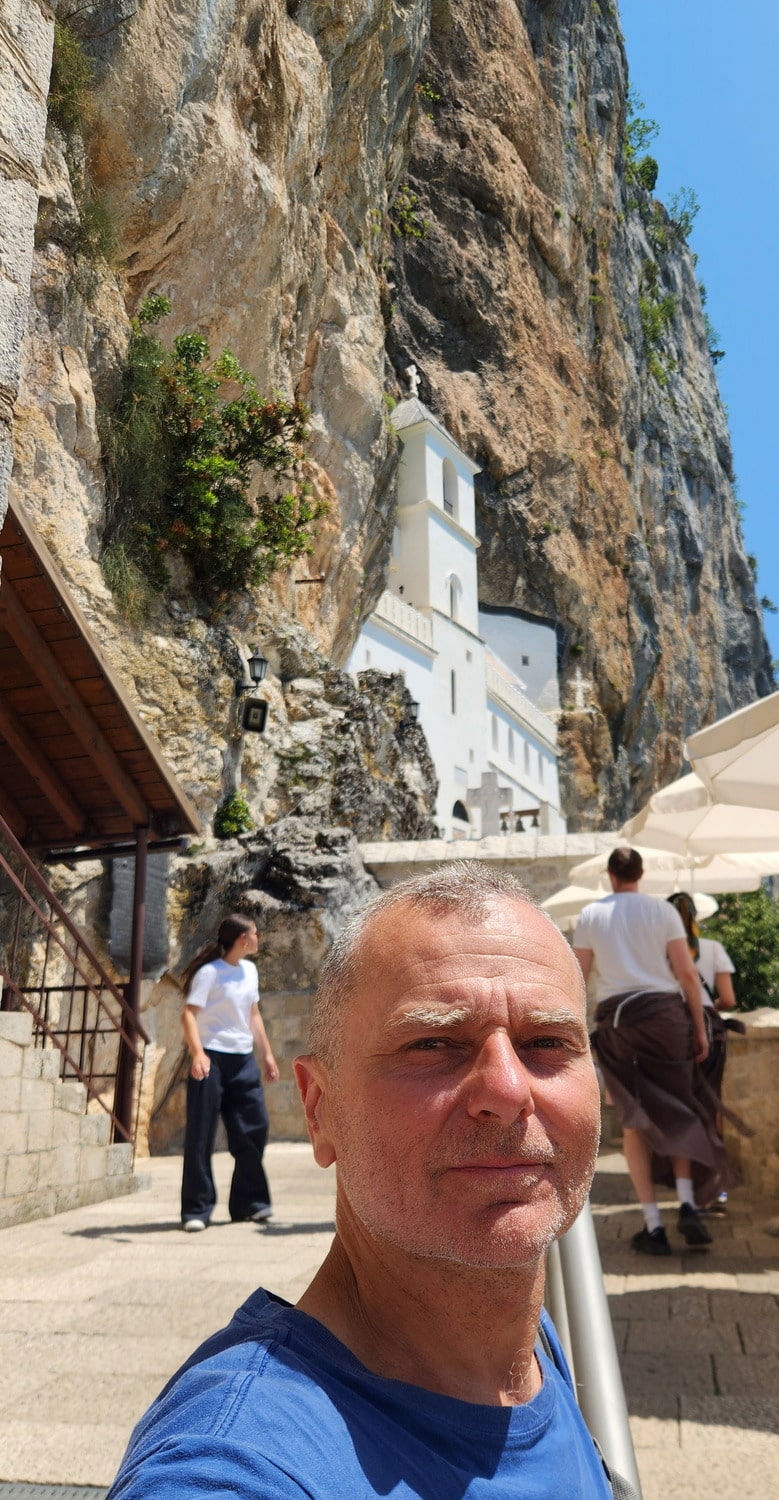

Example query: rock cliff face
[387,0,773,824]
[6,0,773,1146]
[11,0,771,848]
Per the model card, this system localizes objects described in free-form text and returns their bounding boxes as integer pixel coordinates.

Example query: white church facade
[347,393,567,842]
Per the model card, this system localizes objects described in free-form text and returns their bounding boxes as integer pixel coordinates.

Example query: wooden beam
[0,578,151,828]
[0,784,27,840]
[0,697,85,835]
[6,501,200,835]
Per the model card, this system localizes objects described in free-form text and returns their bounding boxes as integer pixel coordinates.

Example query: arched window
[538,751,544,783]
[492,714,499,749]
[524,741,530,774]
[452,800,470,823]
[508,728,515,763]
[442,458,458,517]
[450,669,457,714]
[448,573,462,620]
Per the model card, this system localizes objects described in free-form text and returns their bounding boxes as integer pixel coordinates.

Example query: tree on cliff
[100,297,324,615]
[702,889,779,1011]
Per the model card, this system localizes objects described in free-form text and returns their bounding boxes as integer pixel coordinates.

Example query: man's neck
[297,1213,547,1407]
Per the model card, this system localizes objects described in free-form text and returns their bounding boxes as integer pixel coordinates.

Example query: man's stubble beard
[332,1117,600,1271]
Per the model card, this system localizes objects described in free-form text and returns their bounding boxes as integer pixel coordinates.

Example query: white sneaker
[183,1218,207,1232]
[251,1205,273,1223]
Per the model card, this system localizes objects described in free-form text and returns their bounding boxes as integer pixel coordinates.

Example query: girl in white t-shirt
[667,893,741,1211]
[180,913,279,1231]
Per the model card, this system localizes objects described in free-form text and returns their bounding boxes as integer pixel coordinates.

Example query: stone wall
[0,0,53,529]
[0,1009,140,1228]
[722,1010,779,1198]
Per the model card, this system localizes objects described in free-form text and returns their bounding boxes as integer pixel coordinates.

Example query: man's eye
[526,1036,567,1050]
[408,1036,450,1051]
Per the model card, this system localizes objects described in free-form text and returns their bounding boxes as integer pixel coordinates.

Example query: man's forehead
[356,894,582,995]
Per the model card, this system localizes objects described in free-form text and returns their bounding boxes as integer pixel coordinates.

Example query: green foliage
[391,183,427,240]
[639,290,676,345]
[701,889,779,1011]
[100,541,157,624]
[623,89,659,185]
[48,19,94,135]
[704,312,725,364]
[638,260,676,386]
[667,186,700,241]
[101,298,323,607]
[74,189,116,261]
[213,793,254,839]
[46,20,117,278]
[633,155,658,192]
[761,596,778,614]
[416,81,441,104]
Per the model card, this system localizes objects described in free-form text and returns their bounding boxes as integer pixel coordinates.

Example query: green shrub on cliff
[213,793,254,839]
[101,298,324,610]
[48,19,94,135]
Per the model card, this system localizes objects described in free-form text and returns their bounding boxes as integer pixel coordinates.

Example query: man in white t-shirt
[573,847,721,1256]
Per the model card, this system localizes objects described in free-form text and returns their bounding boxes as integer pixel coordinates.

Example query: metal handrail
[0,814,148,1039]
[0,810,148,1148]
[549,1201,643,1496]
[0,972,136,1144]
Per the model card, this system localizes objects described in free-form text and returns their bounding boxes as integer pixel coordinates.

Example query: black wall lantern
[235,649,269,696]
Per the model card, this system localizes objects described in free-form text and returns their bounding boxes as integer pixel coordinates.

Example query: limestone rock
[387,0,773,825]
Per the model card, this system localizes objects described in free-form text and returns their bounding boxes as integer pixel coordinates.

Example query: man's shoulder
[111,1294,612,1498]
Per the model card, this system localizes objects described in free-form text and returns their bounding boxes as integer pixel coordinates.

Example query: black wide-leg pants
[181,1050,271,1224]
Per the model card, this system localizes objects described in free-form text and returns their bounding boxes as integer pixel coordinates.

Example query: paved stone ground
[594,1150,779,1500]
[0,1143,777,1497]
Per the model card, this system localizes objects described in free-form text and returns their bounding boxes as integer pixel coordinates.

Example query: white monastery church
[347,384,567,842]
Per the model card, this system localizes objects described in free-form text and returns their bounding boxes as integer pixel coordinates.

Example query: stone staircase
[0,1010,140,1229]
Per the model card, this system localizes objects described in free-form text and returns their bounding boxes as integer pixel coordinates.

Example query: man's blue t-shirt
[108,1289,612,1498]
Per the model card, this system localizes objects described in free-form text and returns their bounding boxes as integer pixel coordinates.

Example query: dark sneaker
[677,1203,712,1248]
[631,1226,672,1256]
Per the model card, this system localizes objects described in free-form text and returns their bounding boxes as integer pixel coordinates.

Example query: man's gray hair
[308,862,541,1066]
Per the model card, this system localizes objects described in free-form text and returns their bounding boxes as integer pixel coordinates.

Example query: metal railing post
[544,1238,575,1377]
[557,1201,642,1497]
[114,826,148,1143]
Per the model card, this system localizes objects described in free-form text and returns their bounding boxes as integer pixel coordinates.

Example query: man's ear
[293,1054,337,1168]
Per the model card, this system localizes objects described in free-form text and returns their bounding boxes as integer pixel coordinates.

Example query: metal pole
[114,826,148,1143]
[544,1239,575,1378]
[558,1200,643,1497]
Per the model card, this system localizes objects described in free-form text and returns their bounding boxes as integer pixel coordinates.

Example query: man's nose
[463,1033,535,1124]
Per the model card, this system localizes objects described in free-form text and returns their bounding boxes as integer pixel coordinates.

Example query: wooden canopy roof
[0,500,200,849]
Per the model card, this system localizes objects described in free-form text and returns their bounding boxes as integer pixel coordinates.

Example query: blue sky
[618,0,779,665]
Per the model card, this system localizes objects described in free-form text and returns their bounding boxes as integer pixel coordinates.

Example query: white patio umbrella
[569,845,776,895]
[686,689,779,811]
[619,771,779,854]
[541,881,718,933]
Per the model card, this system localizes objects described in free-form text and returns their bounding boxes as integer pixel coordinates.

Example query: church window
[443,458,458,517]
[508,728,515,762]
[450,669,457,714]
[452,800,470,823]
[524,741,530,774]
[492,714,499,749]
[538,752,544,783]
